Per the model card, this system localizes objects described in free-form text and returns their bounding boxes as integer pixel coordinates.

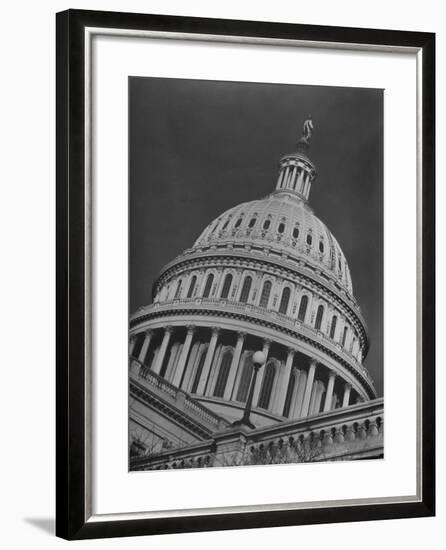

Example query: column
[296,168,304,193]
[164,342,180,381]
[300,359,317,417]
[308,381,318,415]
[138,330,153,363]
[197,328,219,394]
[152,327,173,375]
[277,169,285,189]
[253,339,271,406]
[206,344,223,396]
[292,369,306,418]
[342,383,352,408]
[171,326,195,388]
[129,336,136,357]
[231,270,243,300]
[323,370,336,412]
[164,342,181,382]
[313,382,325,414]
[183,342,202,391]
[224,332,245,400]
[274,348,295,415]
[289,166,297,189]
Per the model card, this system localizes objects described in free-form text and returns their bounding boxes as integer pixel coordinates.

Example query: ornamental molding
[130,380,212,440]
[153,252,369,355]
[130,306,375,399]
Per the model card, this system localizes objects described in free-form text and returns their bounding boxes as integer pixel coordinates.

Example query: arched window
[236,355,253,402]
[258,361,276,410]
[342,326,348,347]
[202,273,214,298]
[315,304,324,330]
[306,232,313,246]
[234,217,243,228]
[187,275,197,298]
[213,350,232,398]
[297,295,308,322]
[278,222,285,234]
[263,219,271,230]
[239,276,252,303]
[350,335,356,353]
[210,219,220,235]
[191,350,206,394]
[248,217,256,228]
[174,279,182,299]
[279,287,291,314]
[319,240,325,253]
[222,218,230,230]
[220,273,233,299]
[330,315,338,339]
[259,280,272,308]
[293,226,299,239]
[282,369,297,417]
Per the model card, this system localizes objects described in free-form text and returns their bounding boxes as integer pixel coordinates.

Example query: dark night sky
[129,77,383,396]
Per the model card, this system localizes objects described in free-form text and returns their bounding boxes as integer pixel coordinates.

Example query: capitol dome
[130,122,376,434]
[192,190,354,295]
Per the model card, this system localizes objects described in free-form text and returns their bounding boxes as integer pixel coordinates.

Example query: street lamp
[231,350,266,429]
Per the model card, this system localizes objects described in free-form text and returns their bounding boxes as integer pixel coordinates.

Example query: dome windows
[263,219,271,230]
[234,217,243,229]
[319,240,325,253]
[202,273,214,298]
[187,275,197,298]
[342,326,348,347]
[306,232,313,246]
[297,295,309,322]
[248,217,257,228]
[239,276,253,303]
[259,280,272,308]
[329,315,338,339]
[222,218,230,230]
[278,222,286,234]
[315,304,324,330]
[279,287,291,314]
[293,226,300,239]
[174,279,182,299]
[220,273,233,299]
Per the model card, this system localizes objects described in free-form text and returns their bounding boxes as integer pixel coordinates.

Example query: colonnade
[130,325,358,420]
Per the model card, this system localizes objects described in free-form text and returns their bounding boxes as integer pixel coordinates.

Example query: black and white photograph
[128,78,384,471]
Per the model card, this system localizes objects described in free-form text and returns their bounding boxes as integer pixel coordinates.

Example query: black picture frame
[56,9,435,540]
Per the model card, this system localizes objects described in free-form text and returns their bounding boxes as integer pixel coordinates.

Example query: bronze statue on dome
[302,116,314,142]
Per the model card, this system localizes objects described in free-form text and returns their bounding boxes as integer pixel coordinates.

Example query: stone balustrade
[130,397,383,470]
[130,359,228,432]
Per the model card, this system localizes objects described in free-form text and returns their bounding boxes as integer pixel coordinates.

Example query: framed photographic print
[56,9,435,540]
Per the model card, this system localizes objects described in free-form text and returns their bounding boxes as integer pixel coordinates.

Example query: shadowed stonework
[128,78,383,470]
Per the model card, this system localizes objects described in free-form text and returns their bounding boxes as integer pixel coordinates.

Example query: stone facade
[129,127,382,468]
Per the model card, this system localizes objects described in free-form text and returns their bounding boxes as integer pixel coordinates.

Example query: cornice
[130,306,376,399]
[153,250,369,356]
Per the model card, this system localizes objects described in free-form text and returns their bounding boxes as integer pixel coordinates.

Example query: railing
[130,398,384,470]
[130,359,228,430]
[130,298,375,388]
